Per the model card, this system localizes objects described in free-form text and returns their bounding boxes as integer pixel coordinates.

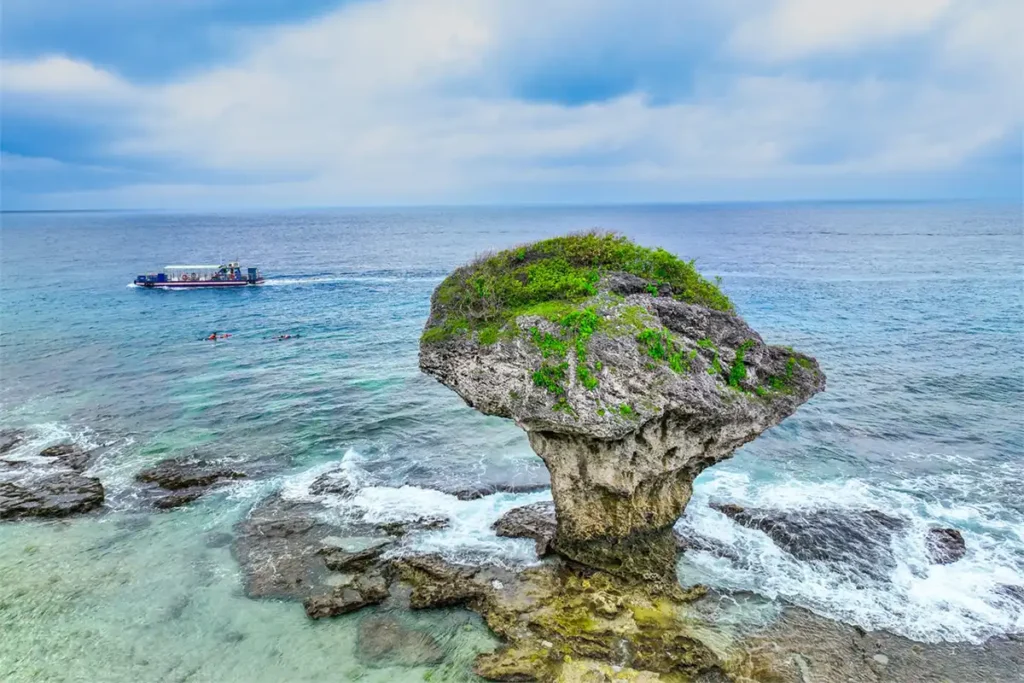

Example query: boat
[133,262,264,288]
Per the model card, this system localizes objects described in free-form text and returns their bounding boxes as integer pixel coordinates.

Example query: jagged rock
[926,527,966,564]
[135,455,250,509]
[0,429,27,455]
[0,472,104,519]
[232,494,338,600]
[304,572,389,619]
[308,470,354,497]
[379,514,450,536]
[420,233,824,577]
[390,554,726,682]
[448,482,551,501]
[356,614,445,667]
[153,489,204,509]
[39,443,94,472]
[493,501,557,557]
[710,502,906,580]
[738,601,1024,683]
[474,645,554,681]
[319,540,393,571]
[136,456,246,491]
[391,554,485,609]
[673,529,743,563]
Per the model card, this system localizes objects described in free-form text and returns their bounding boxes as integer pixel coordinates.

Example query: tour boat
[133,262,264,288]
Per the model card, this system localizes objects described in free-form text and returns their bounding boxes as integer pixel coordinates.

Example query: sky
[1,0,1021,210]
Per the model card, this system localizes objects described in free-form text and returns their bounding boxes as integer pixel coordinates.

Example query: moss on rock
[422,232,732,344]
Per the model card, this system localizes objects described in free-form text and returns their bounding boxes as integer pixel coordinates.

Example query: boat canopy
[165,265,223,270]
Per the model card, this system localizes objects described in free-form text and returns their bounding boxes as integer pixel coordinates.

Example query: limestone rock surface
[420,233,825,575]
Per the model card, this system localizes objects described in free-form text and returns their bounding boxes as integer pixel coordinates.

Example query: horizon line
[2,197,1015,215]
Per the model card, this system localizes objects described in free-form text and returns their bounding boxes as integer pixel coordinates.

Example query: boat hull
[138,280,264,289]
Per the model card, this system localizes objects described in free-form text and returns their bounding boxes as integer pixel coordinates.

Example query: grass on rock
[424,231,731,343]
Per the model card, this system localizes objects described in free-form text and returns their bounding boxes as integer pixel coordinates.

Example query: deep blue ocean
[1,203,1021,681]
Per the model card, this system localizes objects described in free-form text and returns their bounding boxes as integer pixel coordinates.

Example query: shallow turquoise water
[1,203,1021,680]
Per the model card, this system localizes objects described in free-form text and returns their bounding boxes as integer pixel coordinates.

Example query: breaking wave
[677,467,1024,644]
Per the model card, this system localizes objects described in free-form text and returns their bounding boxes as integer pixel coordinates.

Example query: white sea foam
[263,275,442,287]
[279,449,549,566]
[677,468,1024,644]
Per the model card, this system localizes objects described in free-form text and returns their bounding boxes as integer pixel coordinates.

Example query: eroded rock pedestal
[420,235,825,577]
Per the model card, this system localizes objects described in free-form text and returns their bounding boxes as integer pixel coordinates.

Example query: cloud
[1,0,1021,208]
[730,0,953,61]
[2,55,133,98]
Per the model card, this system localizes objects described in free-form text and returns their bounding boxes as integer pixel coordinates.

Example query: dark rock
[391,554,484,609]
[232,494,338,600]
[493,501,557,556]
[304,572,389,619]
[449,483,550,501]
[741,601,1024,683]
[674,529,743,563]
[710,502,907,581]
[926,527,966,564]
[39,443,94,472]
[308,470,354,497]
[356,614,445,667]
[319,541,393,572]
[153,489,204,510]
[39,443,77,457]
[115,515,152,531]
[379,514,449,536]
[0,429,27,455]
[0,472,104,519]
[136,457,246,491]
[205,531,234,548]
[995,584,1024,605]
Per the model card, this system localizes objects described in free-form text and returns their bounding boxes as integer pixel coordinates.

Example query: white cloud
[730,0,953,61]
[1,55,132,98]
[2,0,1021,207]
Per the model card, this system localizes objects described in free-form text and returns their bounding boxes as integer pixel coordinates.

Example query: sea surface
[0,203,1021,681]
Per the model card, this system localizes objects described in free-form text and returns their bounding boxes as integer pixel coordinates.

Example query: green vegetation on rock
[637,328,697,374]
[728,339,755,388]
[423,231,731,344]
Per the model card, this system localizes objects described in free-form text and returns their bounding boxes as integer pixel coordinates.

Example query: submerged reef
[420,232,825,578]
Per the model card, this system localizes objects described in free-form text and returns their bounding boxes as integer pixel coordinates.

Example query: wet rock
[0,429,27,455]
[449,482,551,501]
[926,527,966,564]
[379,514,449,536]
[232,494,338,600]
[710,502,907,581]
[304,572,389,619]
[308,470,354,497]
[673,529,743,563]
[420,234,824,578]
[319,540,394,572]
[739,601,1024,683]
[153,489,204,510]
[136,456,246,491]
[474,645,554,681]
[356,614,445,667]
[391,554,485,609]
[493,501,557,557]
[136,455,249,509]
[995,584,1024,605]
[38,443,94,472]
[0,471,104,519]
[392,556,726,682]
[204,531,234,548]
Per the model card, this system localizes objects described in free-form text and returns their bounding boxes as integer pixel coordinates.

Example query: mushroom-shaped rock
[420,232,825,578]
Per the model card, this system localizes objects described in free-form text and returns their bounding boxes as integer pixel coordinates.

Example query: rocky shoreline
[4,234,1021,681]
